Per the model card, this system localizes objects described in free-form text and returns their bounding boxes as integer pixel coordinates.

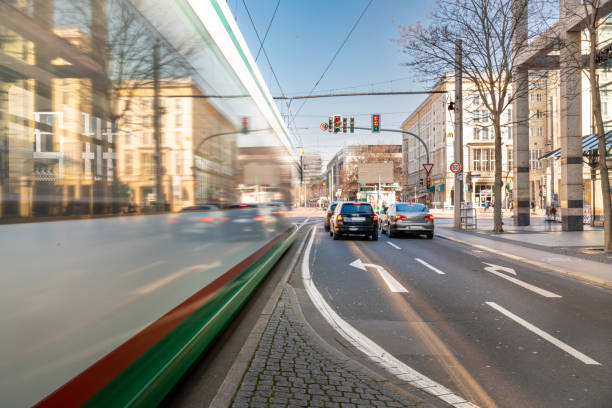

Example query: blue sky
[227,0,438,164]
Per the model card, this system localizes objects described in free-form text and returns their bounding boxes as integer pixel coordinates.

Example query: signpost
[320,122,328,131]
[450,161,462,174]
[422,163,434,175]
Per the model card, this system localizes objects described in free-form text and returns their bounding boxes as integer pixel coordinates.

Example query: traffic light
[342,117,347,133]
[333,115,341,133]
[372,114,380,132]
[466,172,473,192]
[350,116,354,133]
[328,116,333,133]
[241,117,249,134]
[419,177,424,186]
[426,177,431,189]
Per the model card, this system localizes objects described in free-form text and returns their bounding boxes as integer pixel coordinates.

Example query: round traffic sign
[450,161,462,174]
[320,122,328,131]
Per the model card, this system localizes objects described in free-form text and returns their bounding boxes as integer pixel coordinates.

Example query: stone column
[512,0,530,225]
[559,0,583,231]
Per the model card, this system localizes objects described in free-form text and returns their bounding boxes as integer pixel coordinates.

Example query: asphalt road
[305,219,612,408]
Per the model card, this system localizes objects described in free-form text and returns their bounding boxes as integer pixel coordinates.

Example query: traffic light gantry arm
[352,127,430,164]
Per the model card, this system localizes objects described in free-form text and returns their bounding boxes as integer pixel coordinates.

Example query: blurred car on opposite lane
[168,205,226,240]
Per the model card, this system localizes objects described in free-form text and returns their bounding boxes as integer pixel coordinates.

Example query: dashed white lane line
[484,267,561,298]
[486,302,601,365]
[414,258,446,275]
[303,227,478,407]
[386,241,401,250]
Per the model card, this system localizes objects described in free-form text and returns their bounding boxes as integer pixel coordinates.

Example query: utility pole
[153,40,164,212]
[454,39,463,229]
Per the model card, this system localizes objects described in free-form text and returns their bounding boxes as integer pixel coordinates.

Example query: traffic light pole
[352,126,431,208]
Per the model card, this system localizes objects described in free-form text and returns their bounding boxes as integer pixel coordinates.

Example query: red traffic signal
[241,117,249,134]
[372,114,380,132]
[333,115,341,133]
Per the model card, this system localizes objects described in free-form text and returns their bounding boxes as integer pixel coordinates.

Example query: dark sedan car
[324,201,342,231]
[381,202,434,239]
[330,202,378,240]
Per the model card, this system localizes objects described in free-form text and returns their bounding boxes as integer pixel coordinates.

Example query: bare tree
[396,0,552,232]
[559,0,612,251]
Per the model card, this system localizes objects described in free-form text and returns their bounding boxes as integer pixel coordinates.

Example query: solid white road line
[484,268,561,298]
[486,302,601,365]
[414,258,446,275]
[303,227,477,407]
[386,241,401,250]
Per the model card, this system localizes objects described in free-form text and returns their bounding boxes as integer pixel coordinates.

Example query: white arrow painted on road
[350,259,408,293]
[483,262,516,276]
[481,262,561,298]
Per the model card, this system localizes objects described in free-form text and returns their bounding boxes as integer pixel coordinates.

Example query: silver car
[381,202,434,239]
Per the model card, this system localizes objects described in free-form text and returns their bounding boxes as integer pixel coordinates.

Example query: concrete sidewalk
[434,219,612,288]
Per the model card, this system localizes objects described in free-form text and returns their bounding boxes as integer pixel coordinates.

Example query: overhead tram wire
[287,0,374,130]
[255,0,281,63]
[241,0,300,146]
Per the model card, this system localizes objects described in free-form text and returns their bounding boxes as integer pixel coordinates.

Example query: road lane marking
[485,302,601,365]
[302,227,477,407]
[349,259,408,293]
[415,258,446,275]
[482,263,561,298]
[482,262,516,276]
[386,241,401,250]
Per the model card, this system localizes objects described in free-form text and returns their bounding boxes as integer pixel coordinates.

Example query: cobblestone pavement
[232,290,420,408]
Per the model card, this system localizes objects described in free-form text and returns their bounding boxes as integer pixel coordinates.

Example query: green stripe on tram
[84,231,295,407]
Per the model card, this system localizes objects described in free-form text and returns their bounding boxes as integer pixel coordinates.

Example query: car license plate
[349,227,359,231]
[352,216,365,221]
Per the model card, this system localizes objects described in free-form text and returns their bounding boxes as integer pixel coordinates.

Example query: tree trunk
[588,28,612,252]
[493,119,504,232]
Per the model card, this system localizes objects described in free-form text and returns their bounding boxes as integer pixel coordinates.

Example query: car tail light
[169,218,179,224]
[273,210,284,215]
[200,217,213,222]
[254,215,265,221]
[395,214,406,220]
[327,210,332,215]
[221,216,230,221]
[336,214,343,222]
[373,214,378,222]
[424,215,434,221]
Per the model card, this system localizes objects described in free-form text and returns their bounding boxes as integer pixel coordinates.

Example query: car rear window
[340,204,373,214]
[396,203,426,212]
[330,203,338,211]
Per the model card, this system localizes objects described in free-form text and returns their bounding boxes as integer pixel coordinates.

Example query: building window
[175,98,183,111]
[507,108,512,123]
[603,102,608,115]
[530,149,542,169]
[536,93,542,102]
[472,148,495,172]
[537,127,543,137]
[481,110,488,122]
[176,152,183,174]
[507,149,513,172]
[175,114,183,128]
[473,94,479,105]
[175,131,183,146]
[472,149,481,171]
[482,127,489,140]
[141,153,153,175]
[536,109,543,119]
[474,128,480,140]
[125,153,133,175]
[473,111,480,122]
